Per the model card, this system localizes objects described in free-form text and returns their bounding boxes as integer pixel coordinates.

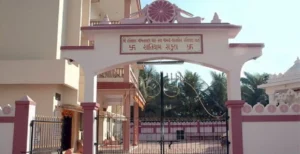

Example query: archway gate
[60,0,264,153]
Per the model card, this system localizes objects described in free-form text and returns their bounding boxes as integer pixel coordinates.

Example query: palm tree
[176,70,206,117]
[205,71,227,110]
[240,72,269,106]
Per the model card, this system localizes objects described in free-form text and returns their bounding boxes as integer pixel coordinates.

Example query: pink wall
[0,104,15,154]
[130,121,226,141]
[0,96,36,154]
[229,101,300,154]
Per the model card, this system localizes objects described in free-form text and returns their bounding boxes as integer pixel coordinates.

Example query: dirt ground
[99,141,227,154]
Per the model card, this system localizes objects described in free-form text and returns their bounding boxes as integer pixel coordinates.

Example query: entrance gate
[130,72,230,154]
[96,71,230,154]
[60,0,264,153]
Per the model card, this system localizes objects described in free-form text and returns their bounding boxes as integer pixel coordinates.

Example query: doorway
[61,116,72,151]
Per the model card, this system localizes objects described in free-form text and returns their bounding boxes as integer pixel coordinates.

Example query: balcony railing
[98,68,124,78]
[90,20,120,26]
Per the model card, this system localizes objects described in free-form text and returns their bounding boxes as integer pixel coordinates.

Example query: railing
[29,115,63,154]
[90,20,120,26]
[98,68,125,78]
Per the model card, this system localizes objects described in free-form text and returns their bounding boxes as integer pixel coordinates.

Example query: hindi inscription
[120,35,203,54]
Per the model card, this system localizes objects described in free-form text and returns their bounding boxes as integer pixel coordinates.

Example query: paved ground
[99,141,227,154]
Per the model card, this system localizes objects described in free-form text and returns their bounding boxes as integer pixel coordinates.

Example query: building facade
[0,0,144,152]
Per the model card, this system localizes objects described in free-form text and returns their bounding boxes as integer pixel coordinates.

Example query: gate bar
[95,113,99,154]
[226,110,230,154]
[29,121,34,154]
[160,72,165,154]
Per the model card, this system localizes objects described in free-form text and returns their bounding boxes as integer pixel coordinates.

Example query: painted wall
[91,0,125,21]
[0,85,77,116]
[64,0,82,46]
[0,104,15,154]
[0,0,64,60]
[241,102,300,154]
[243,122,300,154]
[0,60,80,89]
[0,123,14,154]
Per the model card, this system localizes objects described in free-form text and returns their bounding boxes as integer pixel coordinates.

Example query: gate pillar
[12,96,36,154]
[123,92,131,151]
[226,69,242,100]
[133,101,139,146]
[226,100,245,154]
[81,102,100,154]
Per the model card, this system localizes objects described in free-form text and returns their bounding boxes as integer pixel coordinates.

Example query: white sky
[141,0,300,84]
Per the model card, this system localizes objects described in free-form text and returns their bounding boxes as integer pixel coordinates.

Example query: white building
[259,57,300,105]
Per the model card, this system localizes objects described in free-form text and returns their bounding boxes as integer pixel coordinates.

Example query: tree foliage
[138,67,269,118]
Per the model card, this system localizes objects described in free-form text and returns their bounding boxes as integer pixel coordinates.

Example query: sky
[141,0,300,84]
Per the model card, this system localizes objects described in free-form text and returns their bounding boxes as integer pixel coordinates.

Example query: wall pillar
[122,93,131,151]
[226,70,242,100]
[133,101,139,146]
[81,102,100,154]
[265,89,276,104]
[124,0,131,18]
[84,72,97,102]
[12,96,36,154]
[226,100,244,154]
[81,0,91,45]
[66,0,83,46]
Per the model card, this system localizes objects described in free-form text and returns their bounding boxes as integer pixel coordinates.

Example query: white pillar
[84,72,97,102]
[65,0,83,46]
[81,0,91,26]
[226,69,242,100]
[265,89,276,104]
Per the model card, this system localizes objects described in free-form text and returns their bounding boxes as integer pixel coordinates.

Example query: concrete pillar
[133,102,139,146]
[66,0,82,46]
[124,0,131,18]
[123,65,130,82]
[84,72,97,102]
[226,69,242,100]
[122,93,131,151]
[13,96,36,154]
[226,100,245,154]
[266,89,276,104]
[81,102,100,154]
[81,0,91,26]
[81,0,91,45]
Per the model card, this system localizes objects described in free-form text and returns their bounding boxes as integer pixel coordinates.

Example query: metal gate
[28,116,63,154]
[95,72,229,154]
[130,72,229,154]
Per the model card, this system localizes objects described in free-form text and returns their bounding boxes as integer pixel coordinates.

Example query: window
[55,93,61,101]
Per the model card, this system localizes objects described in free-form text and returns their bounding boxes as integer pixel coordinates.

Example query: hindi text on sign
[120,35,203,54]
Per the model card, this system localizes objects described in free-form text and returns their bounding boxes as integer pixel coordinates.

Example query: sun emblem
[147,0,176,23]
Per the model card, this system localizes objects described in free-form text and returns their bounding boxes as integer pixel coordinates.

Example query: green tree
[240,72,269,106]
[175,70,206,117]
[202,71,227,114]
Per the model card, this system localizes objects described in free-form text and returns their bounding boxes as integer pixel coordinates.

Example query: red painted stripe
[60,46,94,50]
[97,82,135,89]
[0,117,14,123]
[243,115,300,122]
[229,43,264,48]
[81,24,241,31]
